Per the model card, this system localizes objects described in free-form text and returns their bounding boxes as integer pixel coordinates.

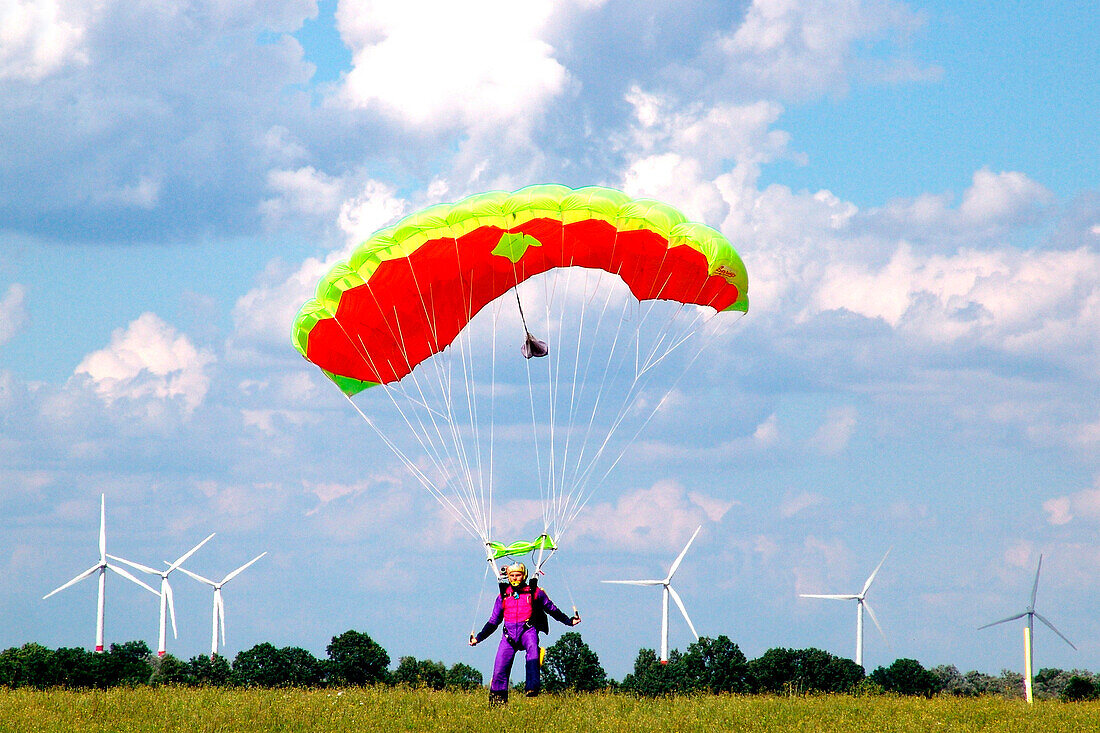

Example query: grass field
[2,687,1099,733]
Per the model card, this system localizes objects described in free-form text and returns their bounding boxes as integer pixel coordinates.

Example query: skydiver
[469,562,580,704]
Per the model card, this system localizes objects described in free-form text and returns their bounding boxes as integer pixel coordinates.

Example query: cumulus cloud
[715,0,936,100]
[234,180,407,354]
[569,480,735,552]
[809,406,857,455]
[336,0,570,131]
[0,283,27,346]
[0,0,89,81]
[619,87,791,222]
[780,491,825,517]
[870,168,1053,241]
[1043,478,1100,526]
[73,312,214,414]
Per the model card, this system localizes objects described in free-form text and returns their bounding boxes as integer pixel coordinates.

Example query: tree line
[2,631,1098,702]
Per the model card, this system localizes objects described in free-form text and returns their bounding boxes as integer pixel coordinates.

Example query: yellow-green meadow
[2,687,1099,733]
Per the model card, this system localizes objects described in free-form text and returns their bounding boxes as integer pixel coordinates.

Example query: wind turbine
[178,552,267,658]
[978,554,1075,703]
[602,526,701,664]
[43,494,160,652]
[800,548,891,668]
[108,533,215,657]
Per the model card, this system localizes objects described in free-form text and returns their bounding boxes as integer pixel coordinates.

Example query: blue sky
[1,0,1098,682]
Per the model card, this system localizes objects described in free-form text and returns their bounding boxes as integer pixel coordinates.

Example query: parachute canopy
[292,184,748,567]
[293,184,748,397]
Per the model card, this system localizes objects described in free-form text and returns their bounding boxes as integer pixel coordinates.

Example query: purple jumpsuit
[474,583,573,696]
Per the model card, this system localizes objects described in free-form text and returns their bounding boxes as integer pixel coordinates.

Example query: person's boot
[489,689,508,706]
[524,659,541,697]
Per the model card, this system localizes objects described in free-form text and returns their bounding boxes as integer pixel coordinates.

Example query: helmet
[506,562,528,587]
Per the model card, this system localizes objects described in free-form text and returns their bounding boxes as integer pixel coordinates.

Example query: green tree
[445,662,483,690]
[232,643,324,687]
[679,636,750,694]
[326,630,390,685]
[149,654,191,686]
[187,654,232,686]
[100,641,153,687]
[747,647,798,694]
[869,658,939,697]
[542,632,609,693]
[0,643,56,688]
[620,648,689,697]
[1060,675,1098,702]
[51,647,99,689]
[391,656,446,690]
[748,647,862,695]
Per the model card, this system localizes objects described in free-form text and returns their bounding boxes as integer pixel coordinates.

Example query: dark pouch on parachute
[521,333,549,359]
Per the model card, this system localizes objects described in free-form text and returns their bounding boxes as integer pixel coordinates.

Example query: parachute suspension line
[326,314,472,523]
[341,393,483,540]
[447,268,491,539]
[561,310,742,531]
[486,296,502,545]
[552,267,609,540]
[557,268,636,527]
[469,561,492,635]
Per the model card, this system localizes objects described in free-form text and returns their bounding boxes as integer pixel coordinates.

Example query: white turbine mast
[800,548,891,668]
[602,525,701,664]
[178,552,267,658]
[109,533,215,657]
[43,494,160,652]
[978,554,1075,704]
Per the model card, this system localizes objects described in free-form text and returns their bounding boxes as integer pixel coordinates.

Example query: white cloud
[620,88,791,223]
[569,480,734,552]
[808,405,857,455]
[716,0,935,99]
[234,180,407,352]
[0,283,27,346]
[73,312,214,414]
[0,0,89,81]
[260,166,347,229]
[753,414,780,447]
[811,242,1100,369]
[873,168,1053,239]
[780,490,824,517]
[1043,478,1100,526]
[336,0,569,131]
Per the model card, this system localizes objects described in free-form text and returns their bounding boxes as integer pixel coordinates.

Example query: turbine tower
[43,494,160,652]
[800,548,890,668]
[978,554,1075,703]
[602,525,701,664]
[178,552,267,658]
[109,533,215,656]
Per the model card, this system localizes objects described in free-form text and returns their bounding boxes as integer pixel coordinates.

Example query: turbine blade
[861,547,892,596]
[107,554,159,576]
[166,581,178,638]
[667,586,698,640]
[222,552,266,584]
[167,533,216,573]
[864,601,887,642]
[601,579,664,586]
[1030,555,1043,609]
[666,526,702,581]
[978,612,1027,630]
[801,592,858,600]
[99,495,107,561]
[107,563,160,596]
[216,592,226,644]
[43,563,100,599]
[1034,611,1076,651]
[177,565,216,586]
